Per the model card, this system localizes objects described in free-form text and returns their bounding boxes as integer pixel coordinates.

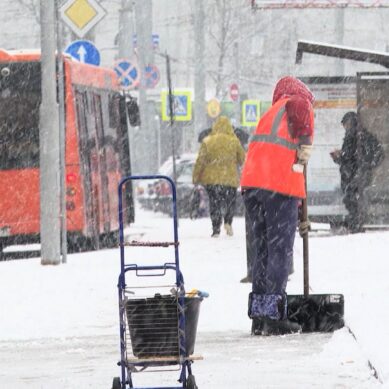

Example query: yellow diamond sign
[60,0,107,38]
[65,0,97,29]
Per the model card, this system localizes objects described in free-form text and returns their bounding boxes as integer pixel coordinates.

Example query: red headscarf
[272,76,315,105]
[272,76,315,139]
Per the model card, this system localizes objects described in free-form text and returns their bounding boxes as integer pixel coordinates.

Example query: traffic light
[126,97,140,127]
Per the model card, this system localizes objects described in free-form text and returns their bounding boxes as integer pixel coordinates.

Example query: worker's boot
[249,292,300,335]
[251,317,264,335]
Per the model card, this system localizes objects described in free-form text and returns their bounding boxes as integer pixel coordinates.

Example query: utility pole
[56,0,67,264]
[119,0,134,58]
[40,0,61,265]
[166,54,177,186]
[118,0,137,183]
[135,0,155,174]
[194,0,206,144]
[233,2,242,127]
[233,41,240,126]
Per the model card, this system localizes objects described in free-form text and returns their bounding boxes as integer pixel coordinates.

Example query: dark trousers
[341,173,372,232]
[243,189,298,295]
[245,207,255,277]
[205,185,237,233]
[343,186,366,232]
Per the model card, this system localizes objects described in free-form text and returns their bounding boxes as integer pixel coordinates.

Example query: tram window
[0,90,40,169]
[75,91,89,149]
[109,95,120,129]
[93,93,105,145]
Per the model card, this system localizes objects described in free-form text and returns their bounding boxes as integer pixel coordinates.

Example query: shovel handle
[302,165,309,296]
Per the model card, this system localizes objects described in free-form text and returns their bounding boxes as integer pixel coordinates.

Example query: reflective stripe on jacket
[240,98,314,198]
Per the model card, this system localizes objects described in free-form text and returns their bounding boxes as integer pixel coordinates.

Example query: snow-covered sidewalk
[0,208,388,388]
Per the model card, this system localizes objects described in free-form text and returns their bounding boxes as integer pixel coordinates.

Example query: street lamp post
[40,0,61,265]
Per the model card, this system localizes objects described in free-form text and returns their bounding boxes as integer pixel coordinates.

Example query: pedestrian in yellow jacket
[193,116,245,237]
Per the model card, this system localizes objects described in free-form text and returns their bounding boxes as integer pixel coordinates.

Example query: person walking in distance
[240,76,315,335]
[193,116,245,237]
[330,111,384,233]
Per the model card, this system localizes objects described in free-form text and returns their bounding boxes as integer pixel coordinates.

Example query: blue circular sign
[65,40,100,66]
[114,60,140,89]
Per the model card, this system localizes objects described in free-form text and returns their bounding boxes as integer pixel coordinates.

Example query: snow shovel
[287,166,345,332]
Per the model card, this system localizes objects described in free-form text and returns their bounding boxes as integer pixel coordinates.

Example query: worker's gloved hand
[299,220,311,237]
[297,144,313,165]
[292,163,304,173]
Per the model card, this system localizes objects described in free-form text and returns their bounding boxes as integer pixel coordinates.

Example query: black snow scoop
[287,166,345,333]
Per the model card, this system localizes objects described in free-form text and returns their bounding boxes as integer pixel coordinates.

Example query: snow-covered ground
[0,206,388,388]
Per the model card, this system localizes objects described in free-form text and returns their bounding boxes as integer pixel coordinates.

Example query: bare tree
[16,0,40,23]
[205,0,241,98]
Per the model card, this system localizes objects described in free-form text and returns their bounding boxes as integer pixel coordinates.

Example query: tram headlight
[1,67,10,77]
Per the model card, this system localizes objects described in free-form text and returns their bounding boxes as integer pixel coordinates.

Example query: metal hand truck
[112,175,203,389]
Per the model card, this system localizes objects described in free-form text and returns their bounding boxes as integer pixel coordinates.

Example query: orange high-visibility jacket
[240,98,314,199]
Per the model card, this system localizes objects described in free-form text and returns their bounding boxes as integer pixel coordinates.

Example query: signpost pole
[40,0,61,265]
[134,0,155,174]
[119,0,134,59]
[166,53,177,186]
[233,42,240,125]
[56,0,67,264]
[194,0,206,142]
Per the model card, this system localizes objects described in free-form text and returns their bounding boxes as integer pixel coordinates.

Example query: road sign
[143,64,160,89]
[161,90,192,122]
[65,40,100,66]
[252,0,389,9]
[242,100,261,127]
[207,99,221,118]
[152,34,160,50]
[60,0,107,38]
[114,60,140,90]
[230,83,239,101]
[133,34,160,50]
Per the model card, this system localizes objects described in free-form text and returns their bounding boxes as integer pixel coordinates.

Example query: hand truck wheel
[112,377,121,389]
[186,374,198,389]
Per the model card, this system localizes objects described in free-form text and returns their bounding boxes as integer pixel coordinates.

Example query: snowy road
[0,329,379,388]
[1,207,388,388]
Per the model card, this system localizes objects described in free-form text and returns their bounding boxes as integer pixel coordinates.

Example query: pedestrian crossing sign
[242,100,261,127]
[161,90,192,121]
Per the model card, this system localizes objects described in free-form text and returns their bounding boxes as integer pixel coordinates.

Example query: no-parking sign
[113,59,140,90]
[143,64,160,89]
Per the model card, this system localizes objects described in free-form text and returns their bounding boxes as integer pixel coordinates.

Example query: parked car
[151,154,245,218]
[135,180,158,211]
[134,154,198,212]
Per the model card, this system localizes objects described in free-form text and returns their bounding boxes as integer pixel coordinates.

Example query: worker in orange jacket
[240,76,315,336]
